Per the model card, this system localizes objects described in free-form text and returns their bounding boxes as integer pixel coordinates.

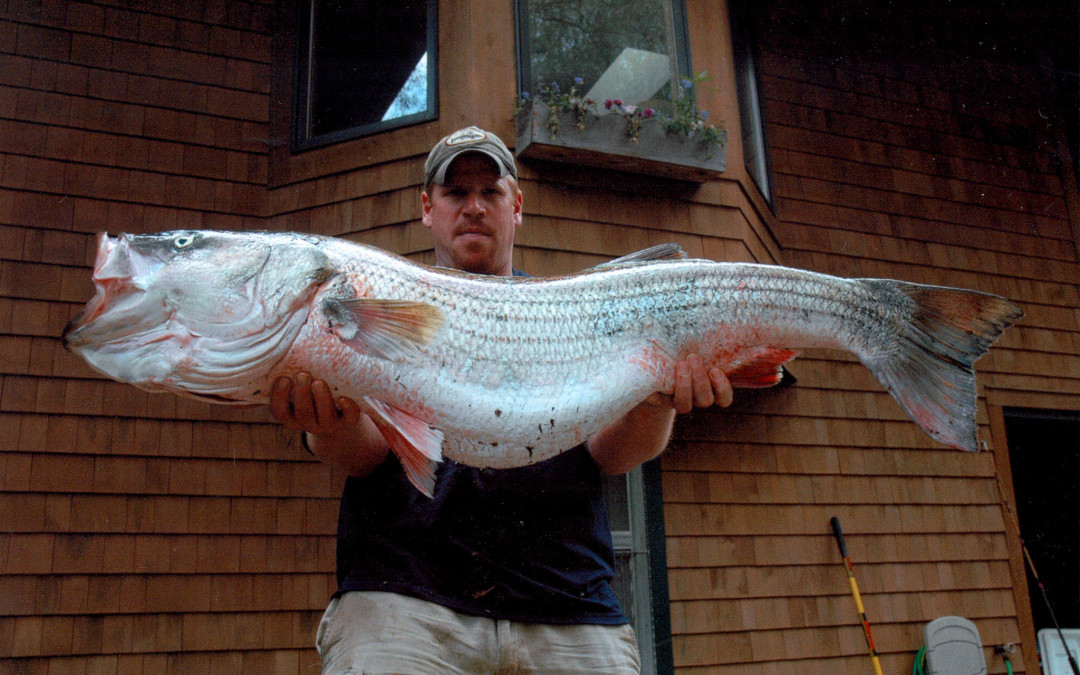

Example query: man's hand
[270,372,361,436]
[646,354,733,413]
[270,373,389,476]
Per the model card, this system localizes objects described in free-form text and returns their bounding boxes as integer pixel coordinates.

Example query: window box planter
[514,100,726,183]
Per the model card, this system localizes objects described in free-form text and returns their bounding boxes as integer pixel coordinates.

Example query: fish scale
[63,230,1022,495]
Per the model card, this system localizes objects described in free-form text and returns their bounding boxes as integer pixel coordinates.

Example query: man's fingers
[689,355,715,408]
[672,361,693,414]
[311,379,343,430]
[710,367,734,408]
[269,377,298,427]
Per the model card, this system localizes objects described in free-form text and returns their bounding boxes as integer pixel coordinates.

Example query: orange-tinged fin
[725,347,800,388]
[324,298,444,360]
[859,280,1023,453]
[361,396,443,497]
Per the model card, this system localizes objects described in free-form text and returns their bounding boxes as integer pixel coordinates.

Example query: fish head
[63,230,334,402]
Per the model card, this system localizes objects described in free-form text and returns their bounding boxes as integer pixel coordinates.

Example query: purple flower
[521,91,530,100]
[680,78,693,89]
[699,110,709,121]
[574,77,584,85]
[551,81,560,92]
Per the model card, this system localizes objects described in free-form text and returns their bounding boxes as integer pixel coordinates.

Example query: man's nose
[462,193,485,215]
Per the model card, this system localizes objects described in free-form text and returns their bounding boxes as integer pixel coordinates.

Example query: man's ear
[421,190,433,228]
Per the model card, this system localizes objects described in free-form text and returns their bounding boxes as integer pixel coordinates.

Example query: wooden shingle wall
[1,2,339,672]
[2,0,1076,674]
[660,10,1077,674]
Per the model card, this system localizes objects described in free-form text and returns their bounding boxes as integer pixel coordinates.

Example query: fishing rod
[831,516,885,675]
[994,478,1080,675]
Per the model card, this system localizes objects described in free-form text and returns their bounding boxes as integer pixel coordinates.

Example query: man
[271,126,733,674]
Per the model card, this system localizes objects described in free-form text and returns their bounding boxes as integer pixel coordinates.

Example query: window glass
[731,4,772,201]
[517,0,691,116]
[603,467,662,674]
[295,0,437,149]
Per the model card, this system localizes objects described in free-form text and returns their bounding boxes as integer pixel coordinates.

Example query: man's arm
[588,355,733,475]
[270,373,389,477]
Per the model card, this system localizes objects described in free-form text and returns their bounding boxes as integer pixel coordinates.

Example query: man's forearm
[588,400,676,475]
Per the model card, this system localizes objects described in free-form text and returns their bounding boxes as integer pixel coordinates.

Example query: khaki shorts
[316,590,641,675]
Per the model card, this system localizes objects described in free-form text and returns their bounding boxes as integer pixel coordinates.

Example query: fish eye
[173,233,197,249]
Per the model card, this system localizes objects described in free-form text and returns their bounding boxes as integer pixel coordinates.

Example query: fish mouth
[61,233,151,350]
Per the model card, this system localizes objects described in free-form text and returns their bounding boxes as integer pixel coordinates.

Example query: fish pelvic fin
[725,347,800,388]
[361,396,443,497]
[859,280,1023,453]
[324,298,444,360]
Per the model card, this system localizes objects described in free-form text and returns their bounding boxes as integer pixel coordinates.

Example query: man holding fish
[270,127,734,674]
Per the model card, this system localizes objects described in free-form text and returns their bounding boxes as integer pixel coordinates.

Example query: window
[731,2,773,202]
[603,461,673,674]
[294,0,438,150]
[516,0,692,119]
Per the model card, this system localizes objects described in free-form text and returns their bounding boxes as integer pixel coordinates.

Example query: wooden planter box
[515,100,726,182]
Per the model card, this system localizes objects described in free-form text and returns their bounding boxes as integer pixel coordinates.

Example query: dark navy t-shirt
[334,444,628,625]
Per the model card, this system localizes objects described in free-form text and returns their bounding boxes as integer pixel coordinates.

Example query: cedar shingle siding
[2,1,1075,673]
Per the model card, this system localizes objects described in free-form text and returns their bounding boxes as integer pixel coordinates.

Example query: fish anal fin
[361,396,443,497]
[324,298,444,360]
[724,347,800,389]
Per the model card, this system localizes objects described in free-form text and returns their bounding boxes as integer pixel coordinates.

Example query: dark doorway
[1005,408,1080,631]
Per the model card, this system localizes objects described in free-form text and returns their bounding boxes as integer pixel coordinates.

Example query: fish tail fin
[858,280,1022,452]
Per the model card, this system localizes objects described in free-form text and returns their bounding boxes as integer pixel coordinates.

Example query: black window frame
[730,0,774,205]
[292,0,439,151]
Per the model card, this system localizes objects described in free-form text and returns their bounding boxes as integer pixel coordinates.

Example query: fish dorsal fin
[323,298,444,360]
[361,396,443,497]
[724,347,800,388]
[590,243,688,270]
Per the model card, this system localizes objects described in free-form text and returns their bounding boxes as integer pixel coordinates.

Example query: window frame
[605,460,674,675]
[731,1,774,204]
[292,0,439,152]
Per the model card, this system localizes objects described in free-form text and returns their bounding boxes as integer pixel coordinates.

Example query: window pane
[602,471,630,532]
[519,0,690,113]
[732,4,772,201]
[296,0,437,148]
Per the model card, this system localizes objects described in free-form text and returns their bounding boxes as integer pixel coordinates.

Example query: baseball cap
[425,126,517,186]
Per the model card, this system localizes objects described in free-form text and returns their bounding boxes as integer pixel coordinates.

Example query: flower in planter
[517,78,596,137]
[517,72,725,151]
[663,72,727,153]
[603,100,656,142]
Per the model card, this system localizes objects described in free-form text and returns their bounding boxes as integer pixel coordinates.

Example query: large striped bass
[63,230,1022,495]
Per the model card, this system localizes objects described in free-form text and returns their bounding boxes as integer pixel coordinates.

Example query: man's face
[422,153,522,276]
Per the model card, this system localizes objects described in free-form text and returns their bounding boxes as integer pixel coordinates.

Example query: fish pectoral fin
[724,347,800,388]
[361,396,443,498]
[324,298,444,360]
